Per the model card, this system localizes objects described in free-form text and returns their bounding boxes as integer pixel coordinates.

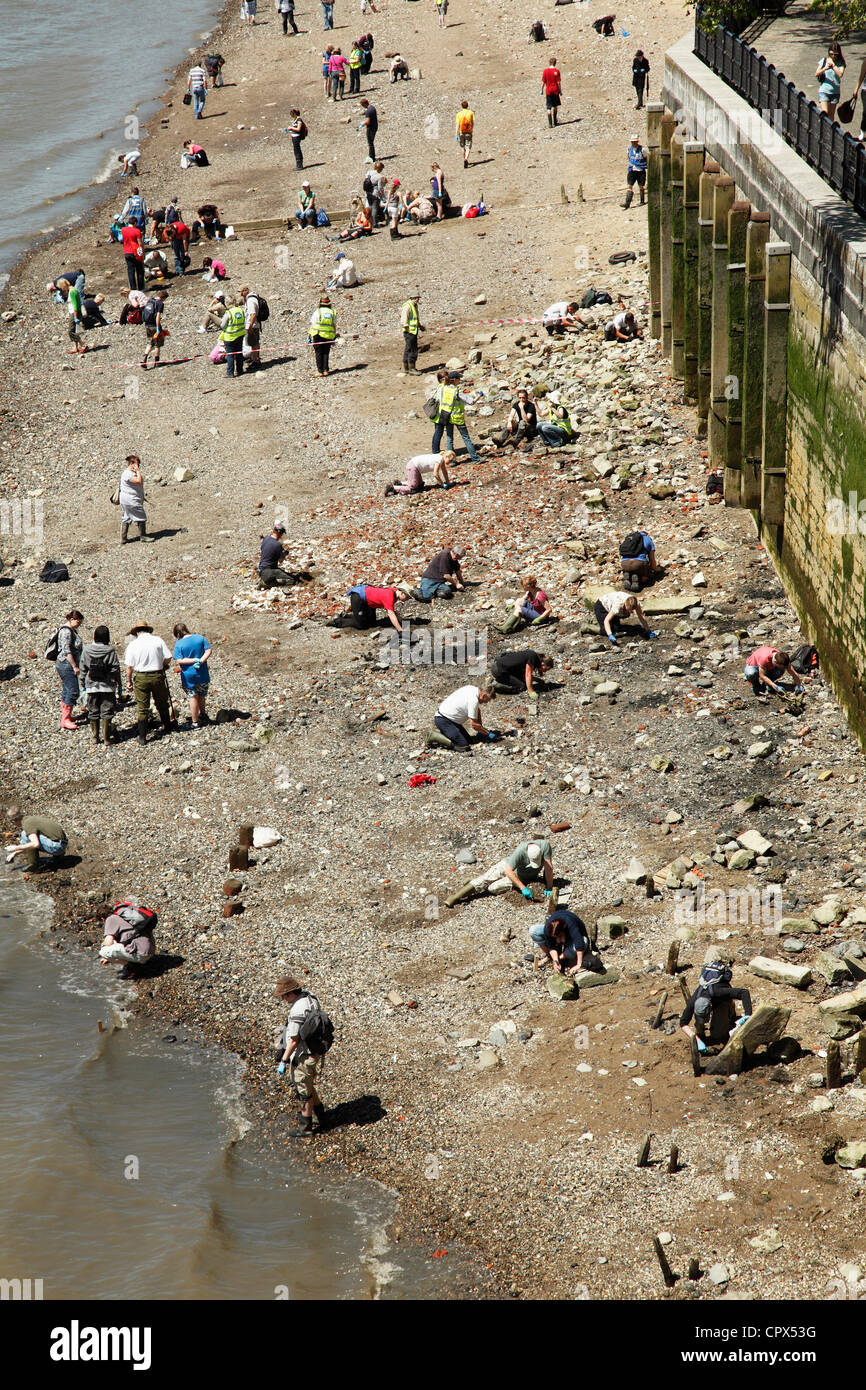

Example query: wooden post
[687,1257,701,1281]
[228,845,249,871]
[652,1237,677,1288]
[238,824,254,847]
[761,242,791,535]
[682,142,704,402]
[708,176,735,469]
[652,991,668,1029]
[724,199,751,503]
[689,1034,702,1077]
[741,212,771,509]
[668,1145,679,1174]
[826,1040,843,1090]
[670,134,686,379]
[696,160,719,434]
[678,974,692,1006]
[659,111,677,356]
[666,940,680,975]
[646,103,665,340]
[637,1132,653,1167]
[854,1029,866,1083]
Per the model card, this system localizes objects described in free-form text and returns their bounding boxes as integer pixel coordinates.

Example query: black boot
[91,720,101,744]
[290,1113,314,1139]
[137,719,148,745]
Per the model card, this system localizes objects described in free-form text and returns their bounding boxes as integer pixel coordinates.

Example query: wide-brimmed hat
[128,620,154,635]
[274,976,302,997]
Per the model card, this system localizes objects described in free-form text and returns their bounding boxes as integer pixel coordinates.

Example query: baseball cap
[302,179,311,187]
[273,522,286,534]
[527,844,544,868]
[335,252,346,260]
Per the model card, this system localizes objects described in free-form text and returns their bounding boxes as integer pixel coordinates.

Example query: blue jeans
[171,241,185,276]
[434,714,472,748]
[432,420,479,462]
[225,337,245,375]
[56,659,79,705]
[193,86,206,118]
[21,830,66,857]
[419,578,454,600]
[322,2,333,27]
[537,422,570,446]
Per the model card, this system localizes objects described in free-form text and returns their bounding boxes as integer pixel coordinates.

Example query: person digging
[444,838,554,907]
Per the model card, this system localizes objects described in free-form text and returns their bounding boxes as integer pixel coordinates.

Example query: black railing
[694,14,866,218]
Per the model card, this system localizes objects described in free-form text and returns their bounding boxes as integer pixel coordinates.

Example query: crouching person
[680,952,752,1053]
[445,837,553,906]
[427,678,497,749]
[6,808,68,872]
[274,976,334,1137]
[99,900,158,979]
[530,908,593,975]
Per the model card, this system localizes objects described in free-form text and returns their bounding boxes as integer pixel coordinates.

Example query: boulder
[737,830,773,855]
[778,917,820,935]
[821,1013,863,1041]
[812,898,845,926]
[581,585,694,615]
[444,356,465,372]
[595,680,620,696]
[732,793,767,816]
[727,849,756,871]
[455,848,477,865]
[548,974,578,1001]
[476,1047,502,1070]
[252,826,282,848]
[573,966,620,989]
[747,741,774,759]
[748,956,811,989]
[748,1228,783,1254]
[648,483,676,500]
[597,914,627,938]
[835,1141,866,1170]
[622,857,646,884]
[174,466,195,482]
[703,1004,789,1074]
[650,755,674,773]
[818,981,866,1018]
[814,952,853,987]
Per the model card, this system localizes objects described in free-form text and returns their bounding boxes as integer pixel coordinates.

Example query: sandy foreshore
[3,0,866,1300]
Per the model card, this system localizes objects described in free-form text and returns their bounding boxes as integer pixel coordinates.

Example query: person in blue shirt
[619,528,657,591]
[172,623,212,727]
[530,909,593,975]
[622,137,647,208]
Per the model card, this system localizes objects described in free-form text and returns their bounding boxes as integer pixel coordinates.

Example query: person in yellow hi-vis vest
[431,369,482,462]
[399,292,424,374]
[348,41,363,95]
[309,293,337,376]
[220,298,247,377]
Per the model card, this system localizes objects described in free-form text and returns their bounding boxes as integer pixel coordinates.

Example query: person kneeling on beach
[327,583,403,632]
[445,837,554,906]
[6,808,68,873]
[274,976,333,1136]
[593,590,656,644]
[384,451,455,497]
[530,908,594,975]
[427,678,497,750]
[99,901,158,980]
[680,951,752,1053]
[490,649,554,698]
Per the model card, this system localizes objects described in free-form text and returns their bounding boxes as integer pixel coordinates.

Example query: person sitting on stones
[445,837,554,905]
[490,648,554,698]
[493,389,538,447]
[528,18,548,41]
[530,908,592,975]
[743,645,804,699]
[258,522,311,589]
[502,575,554,633]
[413,544,466,600]
[680,951,752,1052]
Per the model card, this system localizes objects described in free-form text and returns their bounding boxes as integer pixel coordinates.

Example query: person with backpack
[431,371,482,462]
[619,528,657,590]
[240,285,266,370]
[288,110,307,170]
[593,590,657,643]
[6,809,68,872]
[98,901,158,979]
[530,908,593,974]
[359,33,374,73]
[622,137,648,208]
[274,976,333,1136]
[455,100,474,167]
[141,291,168,369]
[445,836,554,905]
[49,610,84,732]
[120,187,148,230]
[220,296,247,378]
[80,625,123,745]
[309,294,337,376]
[681,952,752,1051]
[743,645,805,699]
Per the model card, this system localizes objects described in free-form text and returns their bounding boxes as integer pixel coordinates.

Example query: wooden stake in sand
[826,1040,843,1091]
[238,824,254,848]
[666,941,680,976]
[689,1034,702,1078]
[652,991,668,1030]
[855,1029,866,1084]
[668,1145,679,1174]
[678,974,692,1007]
[652,1237,677,1288]
[687,1257,701,1281]
[636,1133,653,1168]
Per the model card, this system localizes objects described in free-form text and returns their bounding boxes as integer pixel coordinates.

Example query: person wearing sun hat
[124,620,173,744]
[199,287,226,333]
[444,836,554,907]
[296,180,317,227]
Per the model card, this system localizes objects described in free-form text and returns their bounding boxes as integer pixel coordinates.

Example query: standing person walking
[172,624,212,727]
[455,100,474,167]
[622,135,647,207]
[220,297,247,377]
[399,292,423,373]
[187,62,208,119]
[288,109,307,169]
[309,294,336,376]
[274,977,332,1137]
[541,56,562,126]
[52,610,84,732]
[278,0,298,33]
[118,453,152,543]
[121,221,145,290]
[435,0,448,28]
[349,39,363,93]
[816,42,845,118]
[359,98,378,159]
[124,621,174,745]
[241,285,263,370]
[80,625,122,746]
[321,0,334,29]
[58,278,88,355]
[431,371,482,461]
[328,47,346,99]
[632,49,650,108]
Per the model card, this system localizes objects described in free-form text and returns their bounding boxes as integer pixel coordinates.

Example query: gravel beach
[3,0,866,1300]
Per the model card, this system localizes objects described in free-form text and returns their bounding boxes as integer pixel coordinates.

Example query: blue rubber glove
[608,634,618,645]
[521,887,533,900]
[194,659,202,669]
[543,888,552,898]
[277,1061,286,1075]
[487,731,497,741]
[695,1036,707,1054]
[646,630,658,640]
[795,685,804,694]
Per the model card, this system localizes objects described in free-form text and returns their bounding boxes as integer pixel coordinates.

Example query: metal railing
[694,12,866,217]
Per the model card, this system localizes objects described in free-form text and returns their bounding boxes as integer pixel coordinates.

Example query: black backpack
[706,471,723,495]
[39,561,69,584]
[142,298,161,326]
[362,172,374,197]
[86,649,115,686]
[790,644,819,675]
[44,626,66,660]
[697,963,732,999]
[580,287,613,308]
[620,531,644,558]
[293,999,335,1059]
[254,294,270,322]
[296,119,308,140]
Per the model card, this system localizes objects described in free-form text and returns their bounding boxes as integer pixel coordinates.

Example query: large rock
[748,956,811,989]
[581,585,695,615]
[733,794,767,816]
[622,857,646,884]
[597,914,627,938]
[595,680,620,696]
[703,1004,790,1075]
[778,917,821,935]
[728,849,756,871]
[748,741,774,759]
[573,966,620,990]
[814,952,853,986]
[836,1141,866,1170]
[548,974,578,1001]
[813,898,845,926]
[737,829,773,855]
[819,981,866,1019]
[822,1013,862,1041]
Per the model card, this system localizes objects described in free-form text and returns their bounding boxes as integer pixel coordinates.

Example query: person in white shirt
[429,680,497,749]
[384,451,455,496]
[118,150,141,177]
[592,591,656,645]
[124,620,174,744]
[327,252,359,289]
[240,285,261,368]
[542,300,585,335]
[275,976,328,1136]
[188,65,208,119]
[604,309,642,342]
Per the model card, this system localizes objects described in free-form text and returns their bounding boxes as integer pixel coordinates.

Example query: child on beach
[202,256,228,282]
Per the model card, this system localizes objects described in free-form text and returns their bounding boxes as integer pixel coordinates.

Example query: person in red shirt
[541,58,562,127]
[121,222,144,290]
[743,646,804,698]
[327,583,403,632]
[166,219,191,278]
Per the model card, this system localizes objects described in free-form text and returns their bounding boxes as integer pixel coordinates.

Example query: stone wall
[651,33,866,739]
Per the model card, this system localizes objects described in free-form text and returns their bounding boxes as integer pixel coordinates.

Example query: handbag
[110,488,120,506]
[838,96,856,124]
[182,92,192,106]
